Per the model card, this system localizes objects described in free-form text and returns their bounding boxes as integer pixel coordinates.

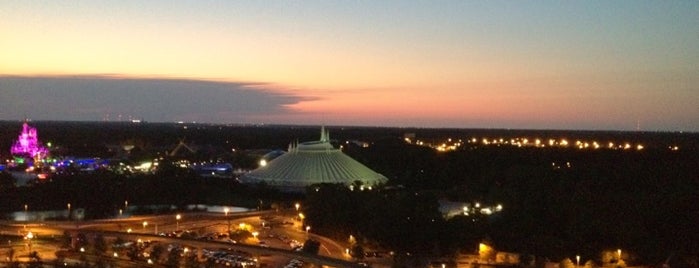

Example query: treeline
[333,138,699,266]
[0,165,282,219]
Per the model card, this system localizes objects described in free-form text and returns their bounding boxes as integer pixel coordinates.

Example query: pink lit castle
[10,122,49,165]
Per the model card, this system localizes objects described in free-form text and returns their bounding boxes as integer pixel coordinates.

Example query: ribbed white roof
[241,128,387,190]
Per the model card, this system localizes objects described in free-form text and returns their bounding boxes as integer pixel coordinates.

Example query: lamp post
[576,255,580,268]
[295,203,300,211]
[26,232,33,252]
[24,204,28,221]
[143,221,148,232]
[67,203,71,220]
[224,207,230,233]
[176,214,181,231]
[305,225,311,234]
[617,249,622,262]
[252,231,259,240]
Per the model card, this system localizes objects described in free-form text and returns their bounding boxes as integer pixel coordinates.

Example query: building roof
[241,127,387,191]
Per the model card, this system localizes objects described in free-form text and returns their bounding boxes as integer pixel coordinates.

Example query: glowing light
[259,159,267,167]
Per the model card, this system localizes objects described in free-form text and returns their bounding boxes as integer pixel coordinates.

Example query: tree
[27,251,42,268]
[150,244,165,264]
[126,244,140,261]
[302,239,321,255]
[560,258,575,268]
[166,247,182,267]
[351,244,365,260]
[75,232,88,250]
[93,234,107,255]
[61,231,72,249]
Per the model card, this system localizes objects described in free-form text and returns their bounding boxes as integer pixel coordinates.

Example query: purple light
[10,123,49,159]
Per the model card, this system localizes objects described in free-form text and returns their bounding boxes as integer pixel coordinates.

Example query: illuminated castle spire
[10,122,49,159]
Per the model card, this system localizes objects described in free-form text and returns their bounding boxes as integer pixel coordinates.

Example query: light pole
[617,249,622,262]
[24,204,28,221]
[143,221,148,232]
[295,203,300,212]
[305,225,311,234]
[67,203,71,220]
[576,255,580,268]
[26,231,33,252]
[224,207,230,233]
[176,214,181,231]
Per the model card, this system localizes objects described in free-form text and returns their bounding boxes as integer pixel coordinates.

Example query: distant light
[259,159,267,167]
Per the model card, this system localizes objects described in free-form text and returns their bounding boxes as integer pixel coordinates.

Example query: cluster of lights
[405,138,463,152]
[349,184,373,191]
[463,202,503,216]
[405,136,675,152]
[471,137,647,151]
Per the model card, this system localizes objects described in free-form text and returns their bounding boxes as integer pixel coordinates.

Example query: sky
[1,1,697,131]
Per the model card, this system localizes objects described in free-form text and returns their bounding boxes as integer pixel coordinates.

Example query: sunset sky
[1,1,697,131]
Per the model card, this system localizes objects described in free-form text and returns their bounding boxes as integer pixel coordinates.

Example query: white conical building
[241,127,387,192]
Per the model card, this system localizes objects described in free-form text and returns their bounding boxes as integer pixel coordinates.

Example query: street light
[295,203,300,211]
[224,207,230,233]
[617,249,622,261]
[576,255,580,267]
[176,214,182,231]
[67,203,71,220]
[252,231,259,240]
[26,232,33,252]
[305,226,311,234]
[143,221,148,232]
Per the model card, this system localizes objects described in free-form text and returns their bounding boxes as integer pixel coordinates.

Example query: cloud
[0,75,313,123]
